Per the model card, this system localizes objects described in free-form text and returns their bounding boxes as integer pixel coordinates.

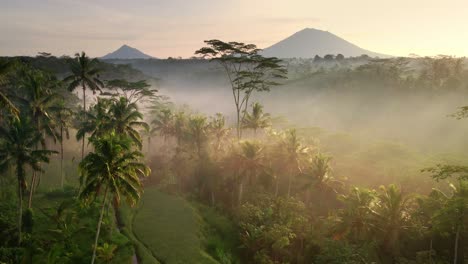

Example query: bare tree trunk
[91,187,109,264]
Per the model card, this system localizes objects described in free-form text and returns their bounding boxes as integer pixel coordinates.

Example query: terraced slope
[133,188,218,264]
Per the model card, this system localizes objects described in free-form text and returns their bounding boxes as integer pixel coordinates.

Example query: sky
[1,0,467,58]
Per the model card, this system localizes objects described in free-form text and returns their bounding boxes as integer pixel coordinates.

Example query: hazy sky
[1,0,467,58]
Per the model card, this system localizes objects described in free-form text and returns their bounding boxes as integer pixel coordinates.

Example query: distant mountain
[262,28,388,58]
[102,44,154,59]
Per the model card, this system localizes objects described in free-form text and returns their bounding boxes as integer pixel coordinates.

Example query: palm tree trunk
[83,84,87,112]
[236,109,241,140]
[211,190,215,207]
[81,137,85,161]
[453,225,460,264]
[429,236,433,264]
[17,174,23,246]
[91,186,109,264]
[275,174,279,197]
[147,136,151,158]
[60,126,64,188]
[28,174,35,209]
[81,85,86,161]
[238,181,243,206]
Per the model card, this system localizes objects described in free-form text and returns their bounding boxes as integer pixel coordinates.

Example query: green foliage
[237,194,308,263]
[423,164,468,181]
[334,187,377,242]
[3,51,468,264]
[79,132,149,206]
[0,58,20,117]
[313,240,374,264]
[195,203,240,264]
[76,96,148,149]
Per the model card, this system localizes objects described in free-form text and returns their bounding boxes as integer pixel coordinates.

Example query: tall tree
[79,132,150,264]
[64,52,103,159]
[195,40,287,139]
[0,117,55,245]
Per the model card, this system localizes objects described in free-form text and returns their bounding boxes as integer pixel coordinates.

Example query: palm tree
[209,113,231,154]
[53,101,73,188]
[18,69,61,140]
[335,187,377,242]
[77,97,148,149]
[374,184,414,261]
[0,59,19,117]
[415,188,451,264]
[280,129,309,197]
[79,132,150,264]
[242,102,271,136]
[106,97,149,149]
[429,181,468,264]
[236,141,264,205]
[16,69,61,207]
[173,111,187,150]
[302,153,343,211]
[64,52,104,111]
[0,117,55,245]
[96,243,118,263]
[186,115,209,158]
[64,52,103,159]
[151,108,174,143]
[76,98,112,145]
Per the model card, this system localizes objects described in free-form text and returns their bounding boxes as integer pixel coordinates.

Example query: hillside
[262,28,388,58]
[102,44,154,59]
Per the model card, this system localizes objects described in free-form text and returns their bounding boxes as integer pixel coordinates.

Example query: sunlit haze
[1,0,467,57]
